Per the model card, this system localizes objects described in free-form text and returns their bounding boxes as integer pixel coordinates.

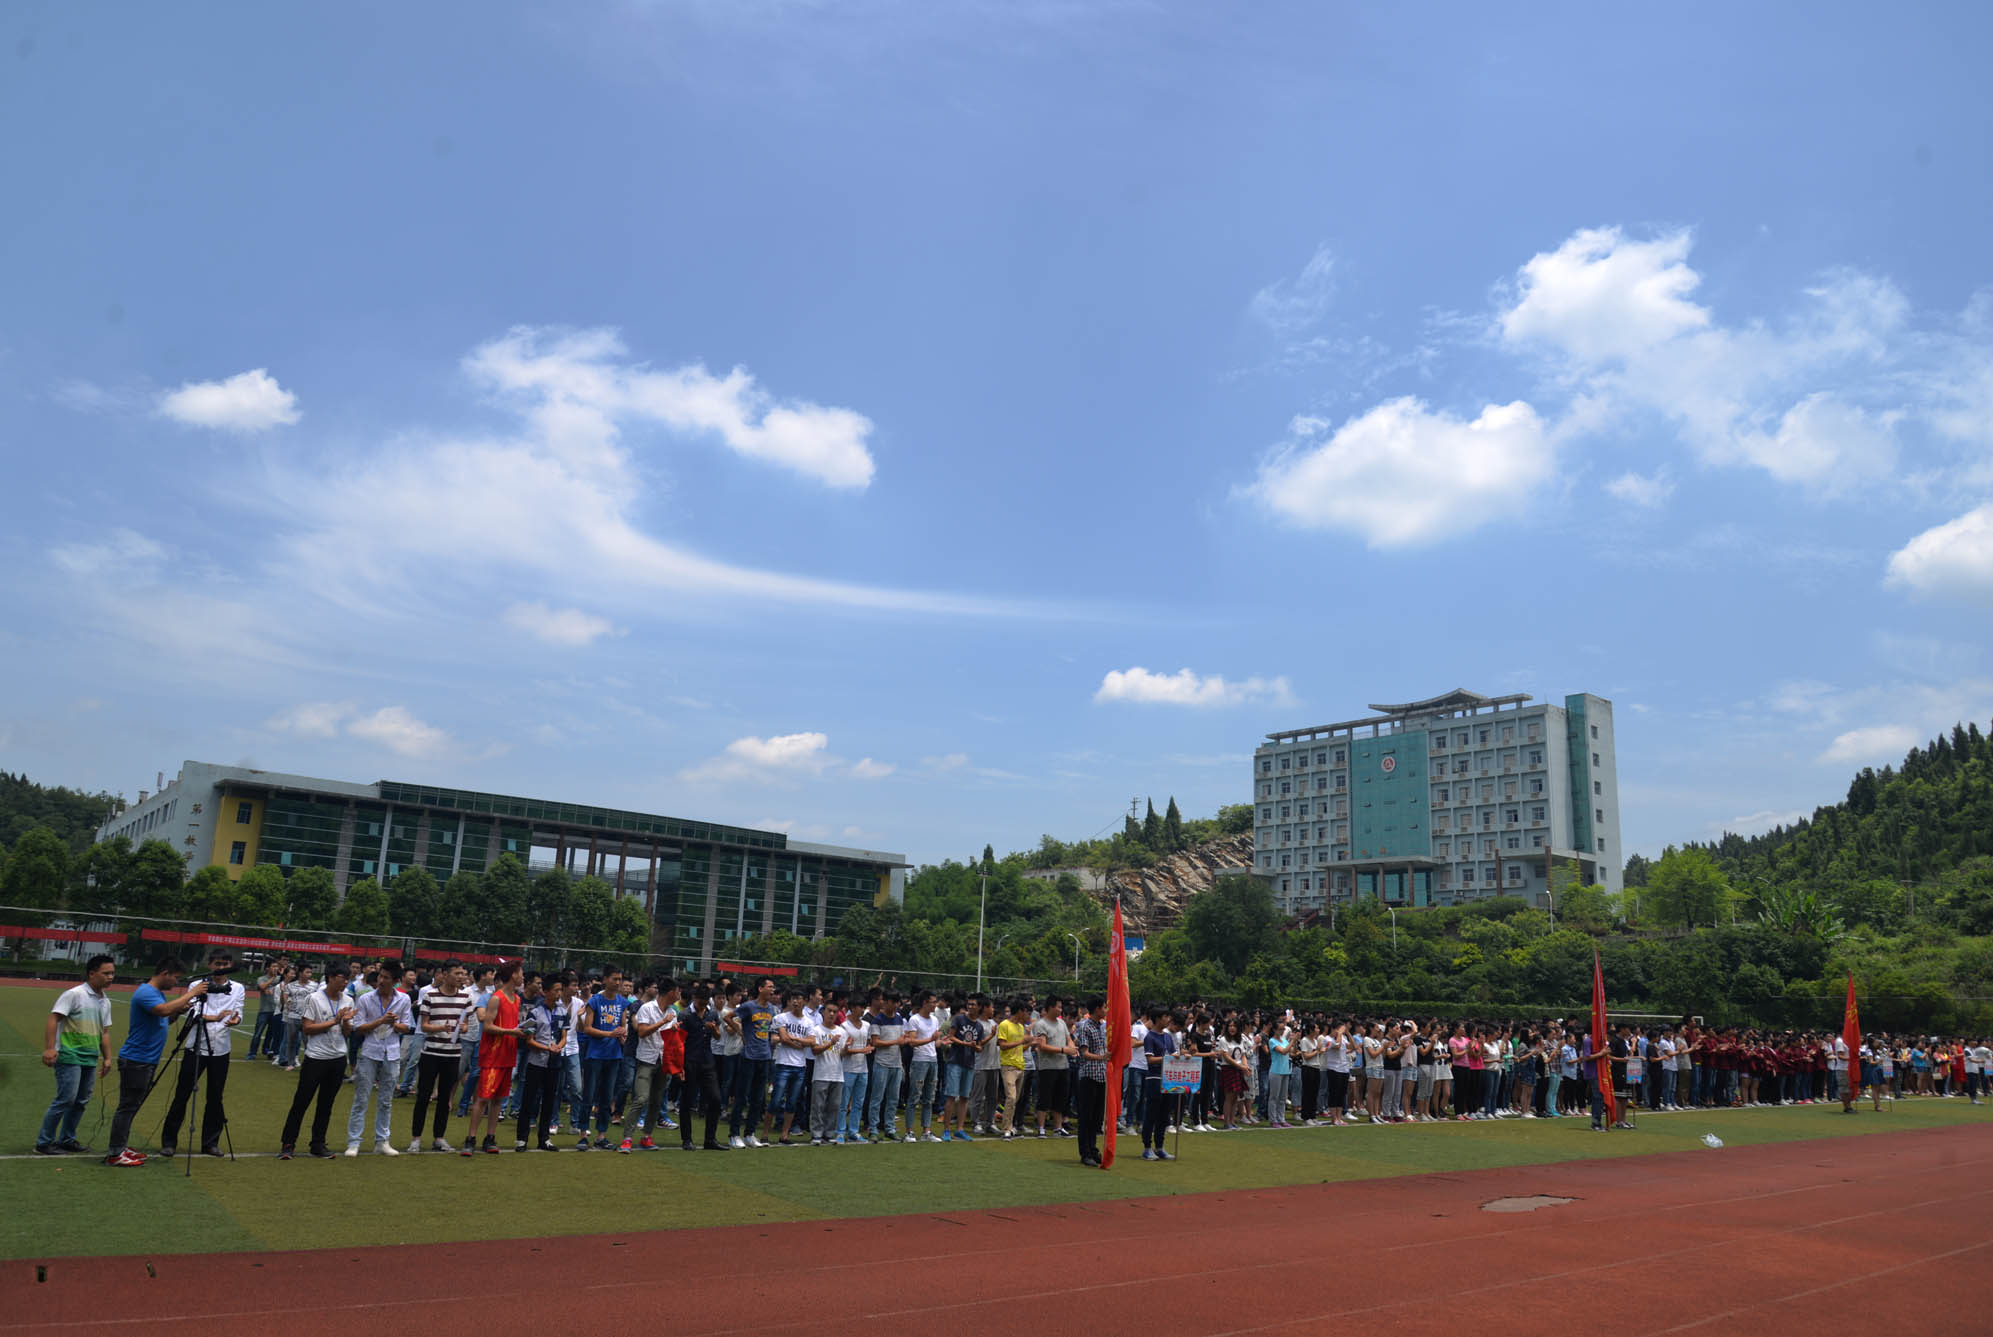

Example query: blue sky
[4,2,1991,866]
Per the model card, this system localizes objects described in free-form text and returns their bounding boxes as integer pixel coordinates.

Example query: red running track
[8,1124,1991,1337]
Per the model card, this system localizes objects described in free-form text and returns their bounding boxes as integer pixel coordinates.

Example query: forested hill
[0,772,119,853]
[1687,721,1993,893]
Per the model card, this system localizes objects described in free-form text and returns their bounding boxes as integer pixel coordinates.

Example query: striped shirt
[1074,1017,1108,1083]
[418,988,474,1048]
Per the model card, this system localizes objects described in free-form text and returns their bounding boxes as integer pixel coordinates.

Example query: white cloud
[1717,808,1811,837]
[346,706,454,759]
[680,731,834,784]
[1249,243,1337,334]
[1816,724,1920,767]
[922,753,970,772]
[503,601,621,647]
[1499,226,1710,363]
[256,326,1048,621]
[467,326,873,489]
[1730,393,1896,494]
[157,368,300,432]
[1246,397,1553,547]
[848,757,895,779]
[1603,470,1674,508]
[1095,666,1296,708]
[49,528,166,577]
[265,701,353,740]
[1885,503,1993,606]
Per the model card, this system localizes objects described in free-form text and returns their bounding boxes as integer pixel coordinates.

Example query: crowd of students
[30,951,1993,1165]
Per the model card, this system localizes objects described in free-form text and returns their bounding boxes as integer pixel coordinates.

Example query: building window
[1598,838,1606,852]
[1279,804,1290,819]
[1592,752,1601,768]
[1532,805,1546,821]
[1335,775,1346,789]
[1280,756,1291,770]
[1508,865,1523,884]
[1595,808,1604,822]
[228,841,246,865]
[1280,781,1292,795]
[1260,806,1272,820]
[1506,835,1520,849]
[1462,867,1475,884]
[1594,780,1602,795]
[1435,787,1448,803]
[1280,855,1291,868]
[1262,855,1273,869]
[1529,779,1544,795]
[1334,750,1345,764]
[1591,724,1599,739]
[1528,749,1543,766]
[1504,809,1518,823]
[1315,751,1327,765]
[1501,727,1512,742]
[1454,760,1468,774]
[1280,878,1291,893]
[236,801,253,825]
[1532,834,1545,848]
[1261,760,1272,774]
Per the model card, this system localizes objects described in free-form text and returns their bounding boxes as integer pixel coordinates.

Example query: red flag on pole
[1101,899,1132,1169]
[1842,970,1862,1103]
[1591,947,1616,1128]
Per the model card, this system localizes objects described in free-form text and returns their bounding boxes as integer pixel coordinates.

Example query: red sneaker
[618,1138,633,1154]
[638,1137,655,1150]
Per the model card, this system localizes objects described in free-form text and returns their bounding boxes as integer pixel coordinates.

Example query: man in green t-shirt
[37,954,116,1154]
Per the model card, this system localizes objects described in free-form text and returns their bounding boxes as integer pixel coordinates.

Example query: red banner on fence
[716,960,799,977]
[141,928,362,956]
[0,924,130,943]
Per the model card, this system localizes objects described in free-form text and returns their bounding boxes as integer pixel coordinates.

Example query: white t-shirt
[303,988,349,1061]
[719,1004,743,1057]
[811,1023,846,1081]
[1127,1022,1148,1071]
[840,1018,871,1075]
[905,1012,941,1062]
[562,996,583,1057]
[774,1011,814,1067]
[193,981,245,1057]
[635,1000,669,1066]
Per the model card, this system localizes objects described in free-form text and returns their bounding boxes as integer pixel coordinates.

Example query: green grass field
[1,982,1985,1261]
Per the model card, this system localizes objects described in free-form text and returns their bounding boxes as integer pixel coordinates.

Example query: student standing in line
[1139,1006,1177,1161]
[1073,997,1109,1167]
[464,962,523,1156]
[408,962,471,1152]
[1031,997,1074,1139]
[345,960,413,1156]
[901,992,944,1143]
[677,983,728,1151]
[279,963,355,1160]
[621,977,678,1151]
[514,976,567,1151]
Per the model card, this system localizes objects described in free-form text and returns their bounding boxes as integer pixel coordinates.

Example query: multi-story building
[95,761,906,972]
[1250,689,1620,915]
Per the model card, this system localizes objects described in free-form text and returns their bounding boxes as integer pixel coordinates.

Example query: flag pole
[1101,898,1132,1169]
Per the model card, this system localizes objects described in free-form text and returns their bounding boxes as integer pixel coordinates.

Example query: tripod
[151,984,238,1175]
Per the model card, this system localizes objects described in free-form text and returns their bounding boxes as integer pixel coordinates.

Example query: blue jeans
[1658,1068,1676,1107]
[37,1062,98,1148]
[616,1055,636,1115]
[1544,1072,1562,1113]
[729,1056,772,1138]
[943,1062,974,1099]
[867,1064,903,1137]
[770,1065,809,1118]
[906,1061,939,1132]
[1122,1066,1146,1128]
[395,1035,424,1094]
[455,1038,481,1117]
[346,1055,397,1148]
[560,1053,585,1129]
[842,1068,870,1137]
[251,1009,280,1057]
[583,1056,620,1134]
[279,1018,303,1067]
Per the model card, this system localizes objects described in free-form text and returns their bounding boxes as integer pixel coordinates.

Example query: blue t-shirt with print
[1142,1027,1175,1082]
[582,993,631,1062]
[737,999,776,1062]
[120,983,170,1064]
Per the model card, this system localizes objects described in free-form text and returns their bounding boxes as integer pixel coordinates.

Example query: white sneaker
[728,1135,745,1149]
[405,1139,422,1153]
[374,1141,399,1156]
[903,1133,917,1143]
[745,1135,764,1148]
[432,1138,453,1152]
[924,1132,945,1143]
[343,1146,359,1157]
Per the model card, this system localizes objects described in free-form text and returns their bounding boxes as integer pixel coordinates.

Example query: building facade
[96,761,906,971]
[1250,689,1621,916]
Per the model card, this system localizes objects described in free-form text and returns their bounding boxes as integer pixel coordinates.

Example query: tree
[1216,803,1254,836]
[1142,799,1162,848]
[181,865,240,922]
[527,867,573,945]
[1646,846,1735,930]
[1163,797,1184,851]
[235,864,288,927]
[605,896,649,955]
[337,876,391,937]
[981,844,995,874]
[566,875,613,949]
[437,870,480,941]
[481,854,532,944]
[1181,874,1280,976]
[287,866,338,930]
[75,836,136,915]
[3,826,72,915]
[127,840,189,919]
[1622,852,1652,888]
[388,866,442,939]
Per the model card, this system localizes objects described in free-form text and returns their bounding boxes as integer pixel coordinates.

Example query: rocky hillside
[1097,833,1255,934]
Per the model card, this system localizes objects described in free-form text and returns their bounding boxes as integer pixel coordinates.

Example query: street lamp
[1063,932,1083,980]
[975,870,988,992]
[1386,906,1397,952]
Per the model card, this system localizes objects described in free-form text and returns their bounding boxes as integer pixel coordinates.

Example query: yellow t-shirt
[997,1019,1028,1070]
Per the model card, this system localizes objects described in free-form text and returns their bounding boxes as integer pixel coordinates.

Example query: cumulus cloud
[1603,470,1674,508]
[848,757,895,779]
[503,601,621,646]
[1249,243,1337,335]
[158,368,300,432]
[1246,398,1553,547]
[264,701,459,758]
[1816,724,1921,767]
[1886,503,1993,606]
[1500,227,1710,363]
[1095,666,1296,708]
[681,731,894,785]
[49,528,166,577]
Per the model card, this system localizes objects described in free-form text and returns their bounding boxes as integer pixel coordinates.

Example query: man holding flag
[1589,949,1627,1131]
[1099,900,1132,1169]
[1841,970,1864,1115]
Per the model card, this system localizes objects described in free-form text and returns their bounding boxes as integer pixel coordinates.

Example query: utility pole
[976,871,988,992]
[1064,931,1083,980]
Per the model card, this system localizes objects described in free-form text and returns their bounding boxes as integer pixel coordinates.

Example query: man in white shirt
[620,977,679,1151]
[903,992,943,1142]
[280,963,355,1158]
[160,949,245,1157]
[344,960,413,1155]
[1122,1017,1149,1132]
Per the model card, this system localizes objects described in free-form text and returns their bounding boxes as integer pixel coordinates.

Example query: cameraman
[104,956,206,1167]
[159,949,246,1157]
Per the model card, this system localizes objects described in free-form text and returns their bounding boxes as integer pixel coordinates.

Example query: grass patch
[1,983,1984,1258]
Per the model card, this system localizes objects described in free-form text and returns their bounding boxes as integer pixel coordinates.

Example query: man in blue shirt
[578,969,631,1150]
[105,956,202,1167]
[727,978,778,1148]
[1140,1005,1177,1161]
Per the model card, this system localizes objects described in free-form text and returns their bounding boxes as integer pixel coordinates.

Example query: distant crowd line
[29,951,1993,1165]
